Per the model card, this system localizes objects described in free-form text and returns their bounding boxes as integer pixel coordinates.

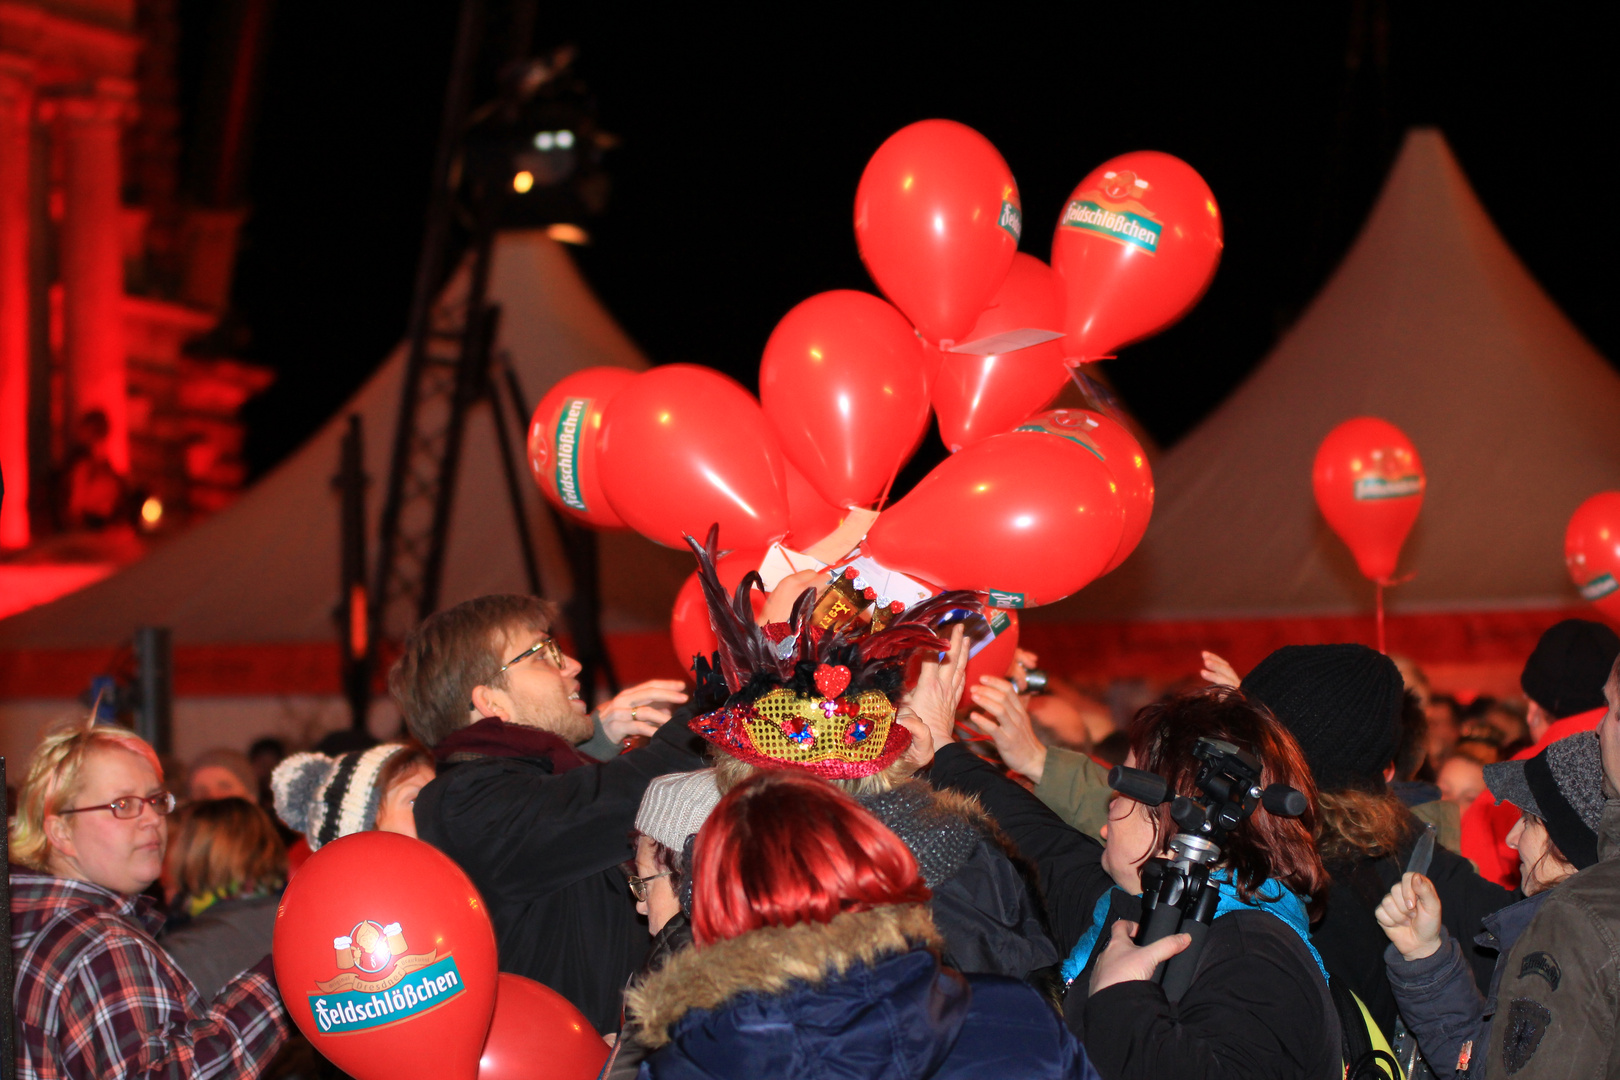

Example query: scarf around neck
[432,717,589,772]
[1060,870,1328,986]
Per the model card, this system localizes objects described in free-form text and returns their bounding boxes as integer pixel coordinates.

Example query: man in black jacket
[392,594,708,1033]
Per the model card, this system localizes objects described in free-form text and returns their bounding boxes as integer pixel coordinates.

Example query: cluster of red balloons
[1566,492,1620,622]
[527,120,1227,652]
[274,833,607,1080]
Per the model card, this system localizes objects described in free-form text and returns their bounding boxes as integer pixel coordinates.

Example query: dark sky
[229,3,1617,479]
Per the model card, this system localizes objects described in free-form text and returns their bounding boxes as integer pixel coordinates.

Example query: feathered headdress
[683,526,983,779]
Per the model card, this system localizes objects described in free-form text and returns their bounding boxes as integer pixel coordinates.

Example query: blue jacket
[627,904,1097,1080]
[1384,888,1552,1078]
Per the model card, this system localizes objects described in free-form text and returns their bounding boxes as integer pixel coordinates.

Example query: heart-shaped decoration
[814,664,852,699]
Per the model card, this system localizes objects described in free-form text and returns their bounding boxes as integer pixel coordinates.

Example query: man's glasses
[627,870,673,902]
[58,791,176,820]
[500,636,565,673]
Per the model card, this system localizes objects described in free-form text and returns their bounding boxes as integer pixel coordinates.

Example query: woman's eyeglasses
[627,870,673,902]
[500,636,565,672]
[58,791,177,820]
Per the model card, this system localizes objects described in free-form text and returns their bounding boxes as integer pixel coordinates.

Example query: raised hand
[967,675,1048,783]
[898,624,969,758]
[1374,871,1444,961]
[1199,651,1240,689]
[597,679,690,742]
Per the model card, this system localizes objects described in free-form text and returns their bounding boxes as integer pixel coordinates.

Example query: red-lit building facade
[0,0,268,571]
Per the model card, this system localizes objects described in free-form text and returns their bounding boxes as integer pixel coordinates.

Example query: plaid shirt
[9,867,290,1080]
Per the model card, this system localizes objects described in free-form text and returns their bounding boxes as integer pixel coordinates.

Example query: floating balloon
[932,255,1070,453]
[1565,491,1620,621]
[526,366,637,528]
[959,606,1019,710]
[478,973,608,1080]
[1020,409,1154,573]
[1051,151,1223,363]
[598,365,789,550]
[855,120,1022,346]
[273,832,498,1080]
[783,461,845,547]
[1313,417,1425,582]
[671,547,768,672]
[864,425,1125,607]
[760,290,931,509]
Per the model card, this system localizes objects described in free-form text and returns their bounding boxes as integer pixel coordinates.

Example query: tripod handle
[1160,917,1210,1000]
[1136,897,1186,983]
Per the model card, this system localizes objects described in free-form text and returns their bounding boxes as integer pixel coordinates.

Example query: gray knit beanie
[634,769,721,852]
[271,743,410,851]
[1484,730,1607,870]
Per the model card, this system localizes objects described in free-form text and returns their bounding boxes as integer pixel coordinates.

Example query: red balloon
[670,547,767,673]
[783,461,845,547]
[526,367,636,528]
[855,120,1022,346]
[273,832,498,1080]
[1565,491,1620,622]
[1051,151,1223,362]
[597,365,790,550]
[1020,409,1154,574]
[478,973,608,1080]
[932,255,1070,453]
[760,290,931,510]
[959,606,1019,710]
[864,427,1125,607]
[1312,417,1426,583]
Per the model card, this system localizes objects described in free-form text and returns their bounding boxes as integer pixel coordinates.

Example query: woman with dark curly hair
[928,687,1342,1080]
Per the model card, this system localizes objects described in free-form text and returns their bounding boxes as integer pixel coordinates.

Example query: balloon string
[1375,581,1386,655]
[1066,363,1125,425]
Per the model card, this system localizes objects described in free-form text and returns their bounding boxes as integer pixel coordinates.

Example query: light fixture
[545,222,589,245]
[513,170,535,193]
[139,496,163,529]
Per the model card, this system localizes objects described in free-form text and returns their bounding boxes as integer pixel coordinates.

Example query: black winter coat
[413,709,707,1033]
[1312,811,1513,1039]
[930,744,1341,1080]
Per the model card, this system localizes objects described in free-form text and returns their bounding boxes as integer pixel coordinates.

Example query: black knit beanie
[1519,619,1620,719]
[1241,643,1404,793]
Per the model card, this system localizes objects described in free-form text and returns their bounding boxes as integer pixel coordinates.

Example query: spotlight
[139,496,163,530]
[545,223,589,245]
[512,170,535,193]
[534,131,555,150]
[555,129,574,149]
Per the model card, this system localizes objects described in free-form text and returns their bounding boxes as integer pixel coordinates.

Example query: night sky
[228,4,1617,480]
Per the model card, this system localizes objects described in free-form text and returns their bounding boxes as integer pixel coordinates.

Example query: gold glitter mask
[692,687,910,779]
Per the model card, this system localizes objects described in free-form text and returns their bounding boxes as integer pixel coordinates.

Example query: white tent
[1038,127,1620,628]
[0,232,693,764]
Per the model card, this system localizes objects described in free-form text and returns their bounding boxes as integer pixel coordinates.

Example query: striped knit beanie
[271,743,410,851]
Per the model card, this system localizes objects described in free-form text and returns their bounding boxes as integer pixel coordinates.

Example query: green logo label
[1580,572,1618,602]
[310,955,464,1035]
[1012,421,1106,463]
[988,590,1025,609]
[1060,200,1161,253]
[988,609,1012,636]
[1353,475,1422,501]
[552,397,591,511]
[998,200,1023,241]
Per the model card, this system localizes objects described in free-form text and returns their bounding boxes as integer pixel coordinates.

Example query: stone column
[55,77,135,474]
[0,58,33,548]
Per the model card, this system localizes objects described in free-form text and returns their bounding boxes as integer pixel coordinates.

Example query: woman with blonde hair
[8,720,289,1079]
[160,797,288,1001]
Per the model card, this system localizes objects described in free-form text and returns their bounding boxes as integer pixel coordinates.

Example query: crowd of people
[7,545,1620,1080]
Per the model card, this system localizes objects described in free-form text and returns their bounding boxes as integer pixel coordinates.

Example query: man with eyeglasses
[391,593,709,1034]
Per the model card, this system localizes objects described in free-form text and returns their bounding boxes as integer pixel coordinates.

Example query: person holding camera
[927,687,1342,1080]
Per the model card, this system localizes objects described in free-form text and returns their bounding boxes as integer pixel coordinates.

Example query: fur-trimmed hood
[627,903,943,1049]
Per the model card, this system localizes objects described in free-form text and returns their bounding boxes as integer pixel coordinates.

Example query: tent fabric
[0,231,693,651]
[1035,127,1620,626]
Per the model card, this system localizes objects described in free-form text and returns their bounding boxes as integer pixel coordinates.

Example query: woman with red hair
[625,770,1099,1079]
